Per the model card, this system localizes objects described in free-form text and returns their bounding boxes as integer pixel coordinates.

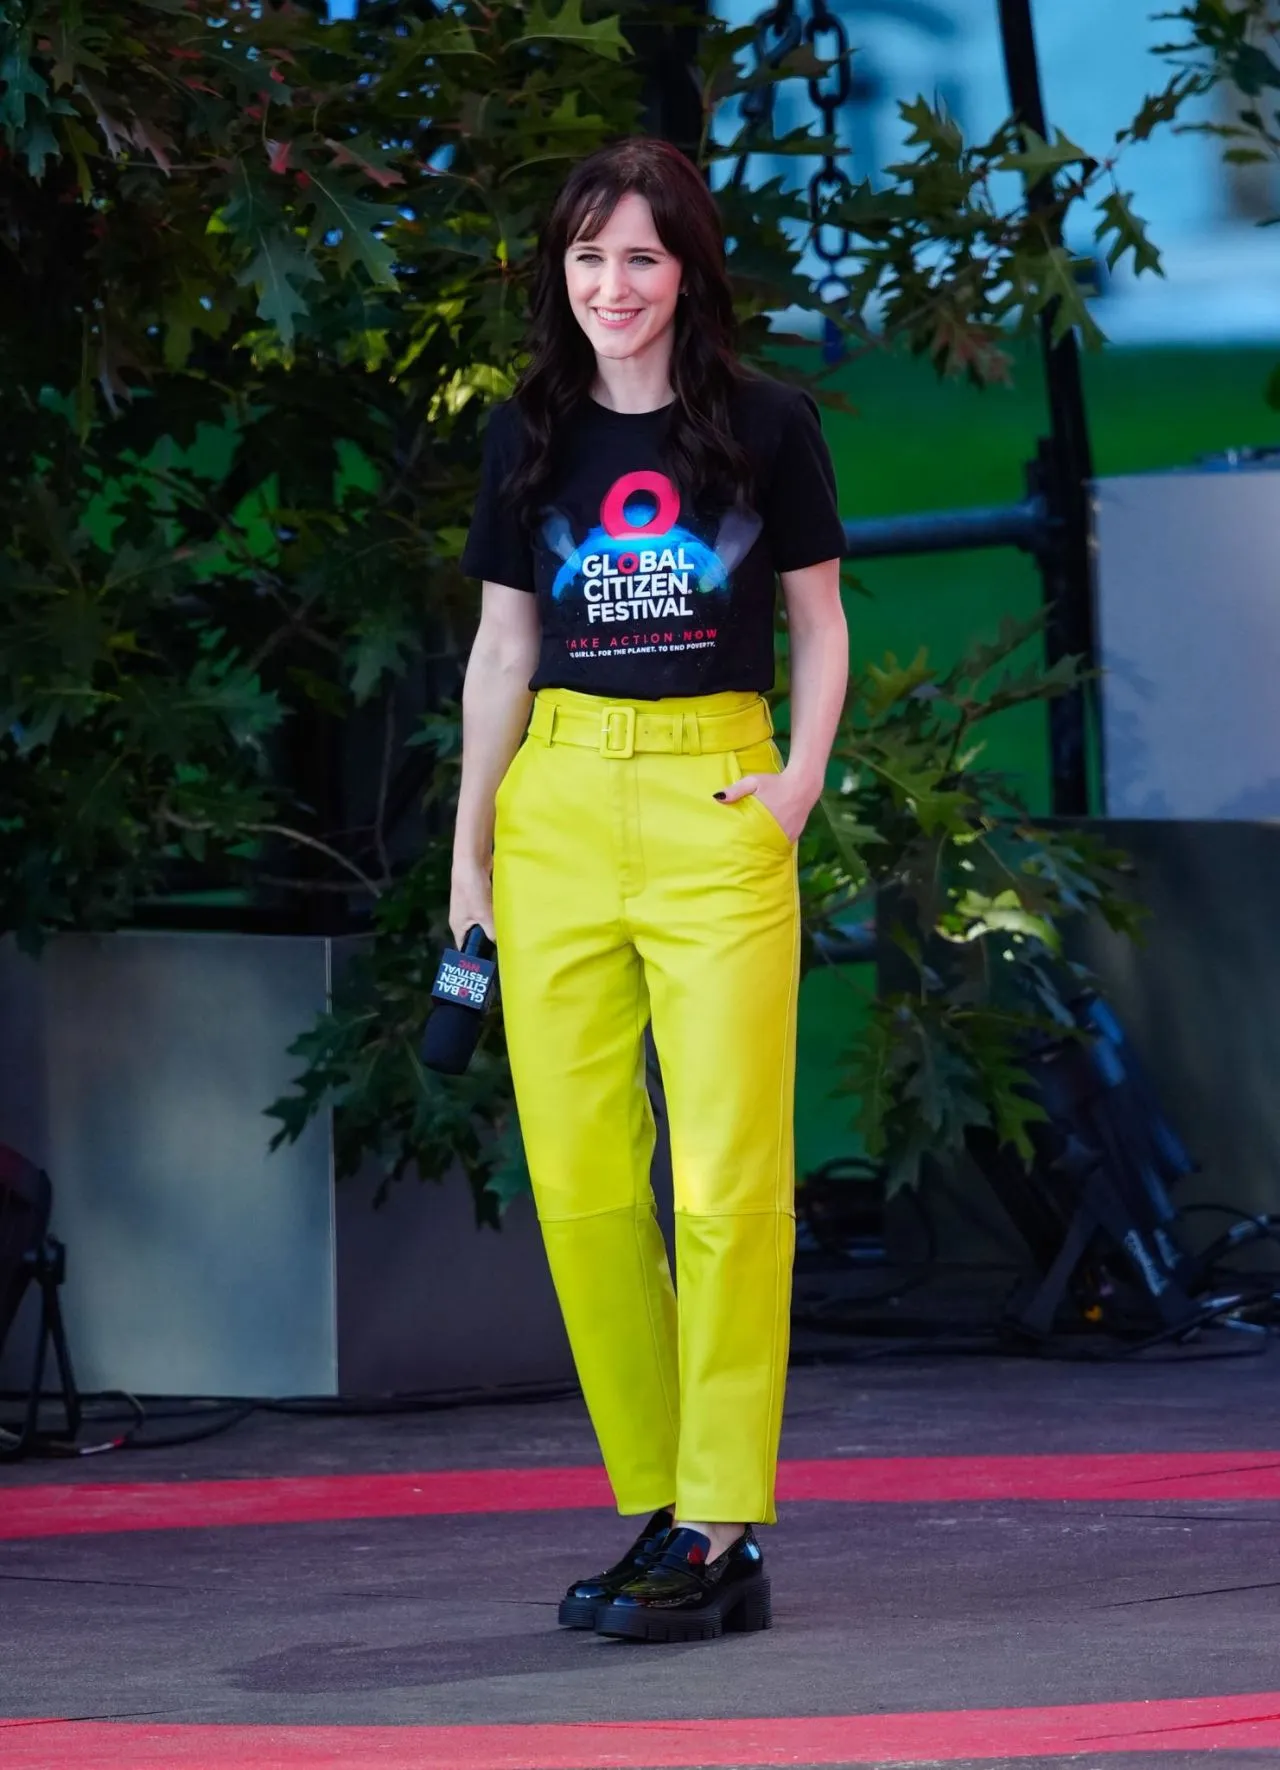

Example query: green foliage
[0,0,649,1212]
[813,93,1177,377]
[1142,2,1280,398]
[0,476,283,949]
[1144,2,1280,194]
[0,1,1249,1215]
[810,617,1142,1193]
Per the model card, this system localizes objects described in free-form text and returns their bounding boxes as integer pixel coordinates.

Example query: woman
[453,136,848,1644]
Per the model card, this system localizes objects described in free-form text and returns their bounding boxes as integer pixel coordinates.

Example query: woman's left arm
[721,558,848,842]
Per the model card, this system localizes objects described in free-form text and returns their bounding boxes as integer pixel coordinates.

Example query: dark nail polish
[713,791,727,801]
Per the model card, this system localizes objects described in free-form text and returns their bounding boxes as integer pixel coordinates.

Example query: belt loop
[760,698,775,738]
[682,710,702,755]
[545,703,558,746]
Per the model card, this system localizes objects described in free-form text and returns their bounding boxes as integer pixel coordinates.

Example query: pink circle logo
[600,471,680,540]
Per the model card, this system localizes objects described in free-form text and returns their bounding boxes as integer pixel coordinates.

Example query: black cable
[1176,1201,1275,1228]
[66,1390,148,1457]
[791,1335,1002,1364]
[0,1389,147,1459]
[118,1403,258,1452]
[1176,1206,1280,1286]
[0,1392,252,1457]
[12,1317,1272,1454]
[793,1313,1275,1366]
[1056,1296,1275,1362]
[1,1375,587,1457]
[795,1258,1024,1322]
[258,1379,581,1416]
[796,1267,936,1314]
[793,1262,1280,1363]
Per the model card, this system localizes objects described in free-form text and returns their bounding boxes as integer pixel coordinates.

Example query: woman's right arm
[449,580,541,947]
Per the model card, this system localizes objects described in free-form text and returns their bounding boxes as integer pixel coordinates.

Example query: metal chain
[803,0,853,313]
[731,0,853,357]
[729,1,803,190]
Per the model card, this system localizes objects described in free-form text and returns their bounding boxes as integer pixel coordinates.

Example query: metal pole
[843,495,1048,561]
[997,0,1098,817]
[634,0,709,162]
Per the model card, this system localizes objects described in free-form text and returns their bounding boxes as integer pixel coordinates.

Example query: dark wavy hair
[506,137,755,535]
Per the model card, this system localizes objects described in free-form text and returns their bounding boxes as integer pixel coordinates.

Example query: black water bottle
[421,924,499,1075]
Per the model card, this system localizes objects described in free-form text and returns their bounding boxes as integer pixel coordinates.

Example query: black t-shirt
[459,371,845,700]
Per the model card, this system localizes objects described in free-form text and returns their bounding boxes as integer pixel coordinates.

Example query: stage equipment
[0,1144,80,1460]
[965,989,1201,1341]
[806,920,1205,1346]
[421,925,499,1075]
[796,1156,891,1270]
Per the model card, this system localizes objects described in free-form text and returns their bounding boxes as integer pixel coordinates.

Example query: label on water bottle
[431,948,497,1012]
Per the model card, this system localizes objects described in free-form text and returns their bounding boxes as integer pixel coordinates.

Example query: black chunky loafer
[594,1525,771,1643]
[556,1506,674,1629]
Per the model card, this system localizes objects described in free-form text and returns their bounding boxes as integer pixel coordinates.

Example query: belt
[527,696,774,759]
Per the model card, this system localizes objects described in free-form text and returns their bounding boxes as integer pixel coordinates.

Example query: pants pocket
[724,741,796,852]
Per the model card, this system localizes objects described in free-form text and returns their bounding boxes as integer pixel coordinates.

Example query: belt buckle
[599,703,636,759]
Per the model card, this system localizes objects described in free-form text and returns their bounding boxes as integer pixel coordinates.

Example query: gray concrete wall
[0,932,338,1398]
[0,931,588,1404]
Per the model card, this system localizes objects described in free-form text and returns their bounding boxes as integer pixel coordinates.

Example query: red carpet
[5,1450,1280,1541]
[4,1693,1280,1766]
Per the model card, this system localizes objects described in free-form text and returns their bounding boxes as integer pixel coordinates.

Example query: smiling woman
[564,192,685,384]
[451,135,849,1648]
[502,137,763,537]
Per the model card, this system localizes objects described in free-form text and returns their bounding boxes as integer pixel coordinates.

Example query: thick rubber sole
[557,1593,604,1629]
[594,1575,772,1644]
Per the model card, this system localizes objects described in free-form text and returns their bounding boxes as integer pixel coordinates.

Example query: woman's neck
[590,343,675,415]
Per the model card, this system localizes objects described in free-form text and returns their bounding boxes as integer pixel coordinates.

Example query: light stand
[0,1146,81,1461]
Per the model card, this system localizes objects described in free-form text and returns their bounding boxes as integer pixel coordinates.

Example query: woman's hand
[449,859,496,950]
[716,765,823,844]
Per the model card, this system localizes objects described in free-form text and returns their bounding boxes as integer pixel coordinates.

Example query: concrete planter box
[0,931,571,1399]
[1075,819,1280,1226]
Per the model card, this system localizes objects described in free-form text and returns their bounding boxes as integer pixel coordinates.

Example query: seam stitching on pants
[633,968,681,1457]
[539,1202,658,1225]
[671,1207,797,1219]
[763,859,801,1520]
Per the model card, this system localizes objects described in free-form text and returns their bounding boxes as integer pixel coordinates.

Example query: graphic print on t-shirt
[539,469,761,664]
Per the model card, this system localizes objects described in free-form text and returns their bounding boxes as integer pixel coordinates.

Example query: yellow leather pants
[491,686,801,1525]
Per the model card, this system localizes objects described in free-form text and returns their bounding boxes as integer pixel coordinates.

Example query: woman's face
[564,190,683,369]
